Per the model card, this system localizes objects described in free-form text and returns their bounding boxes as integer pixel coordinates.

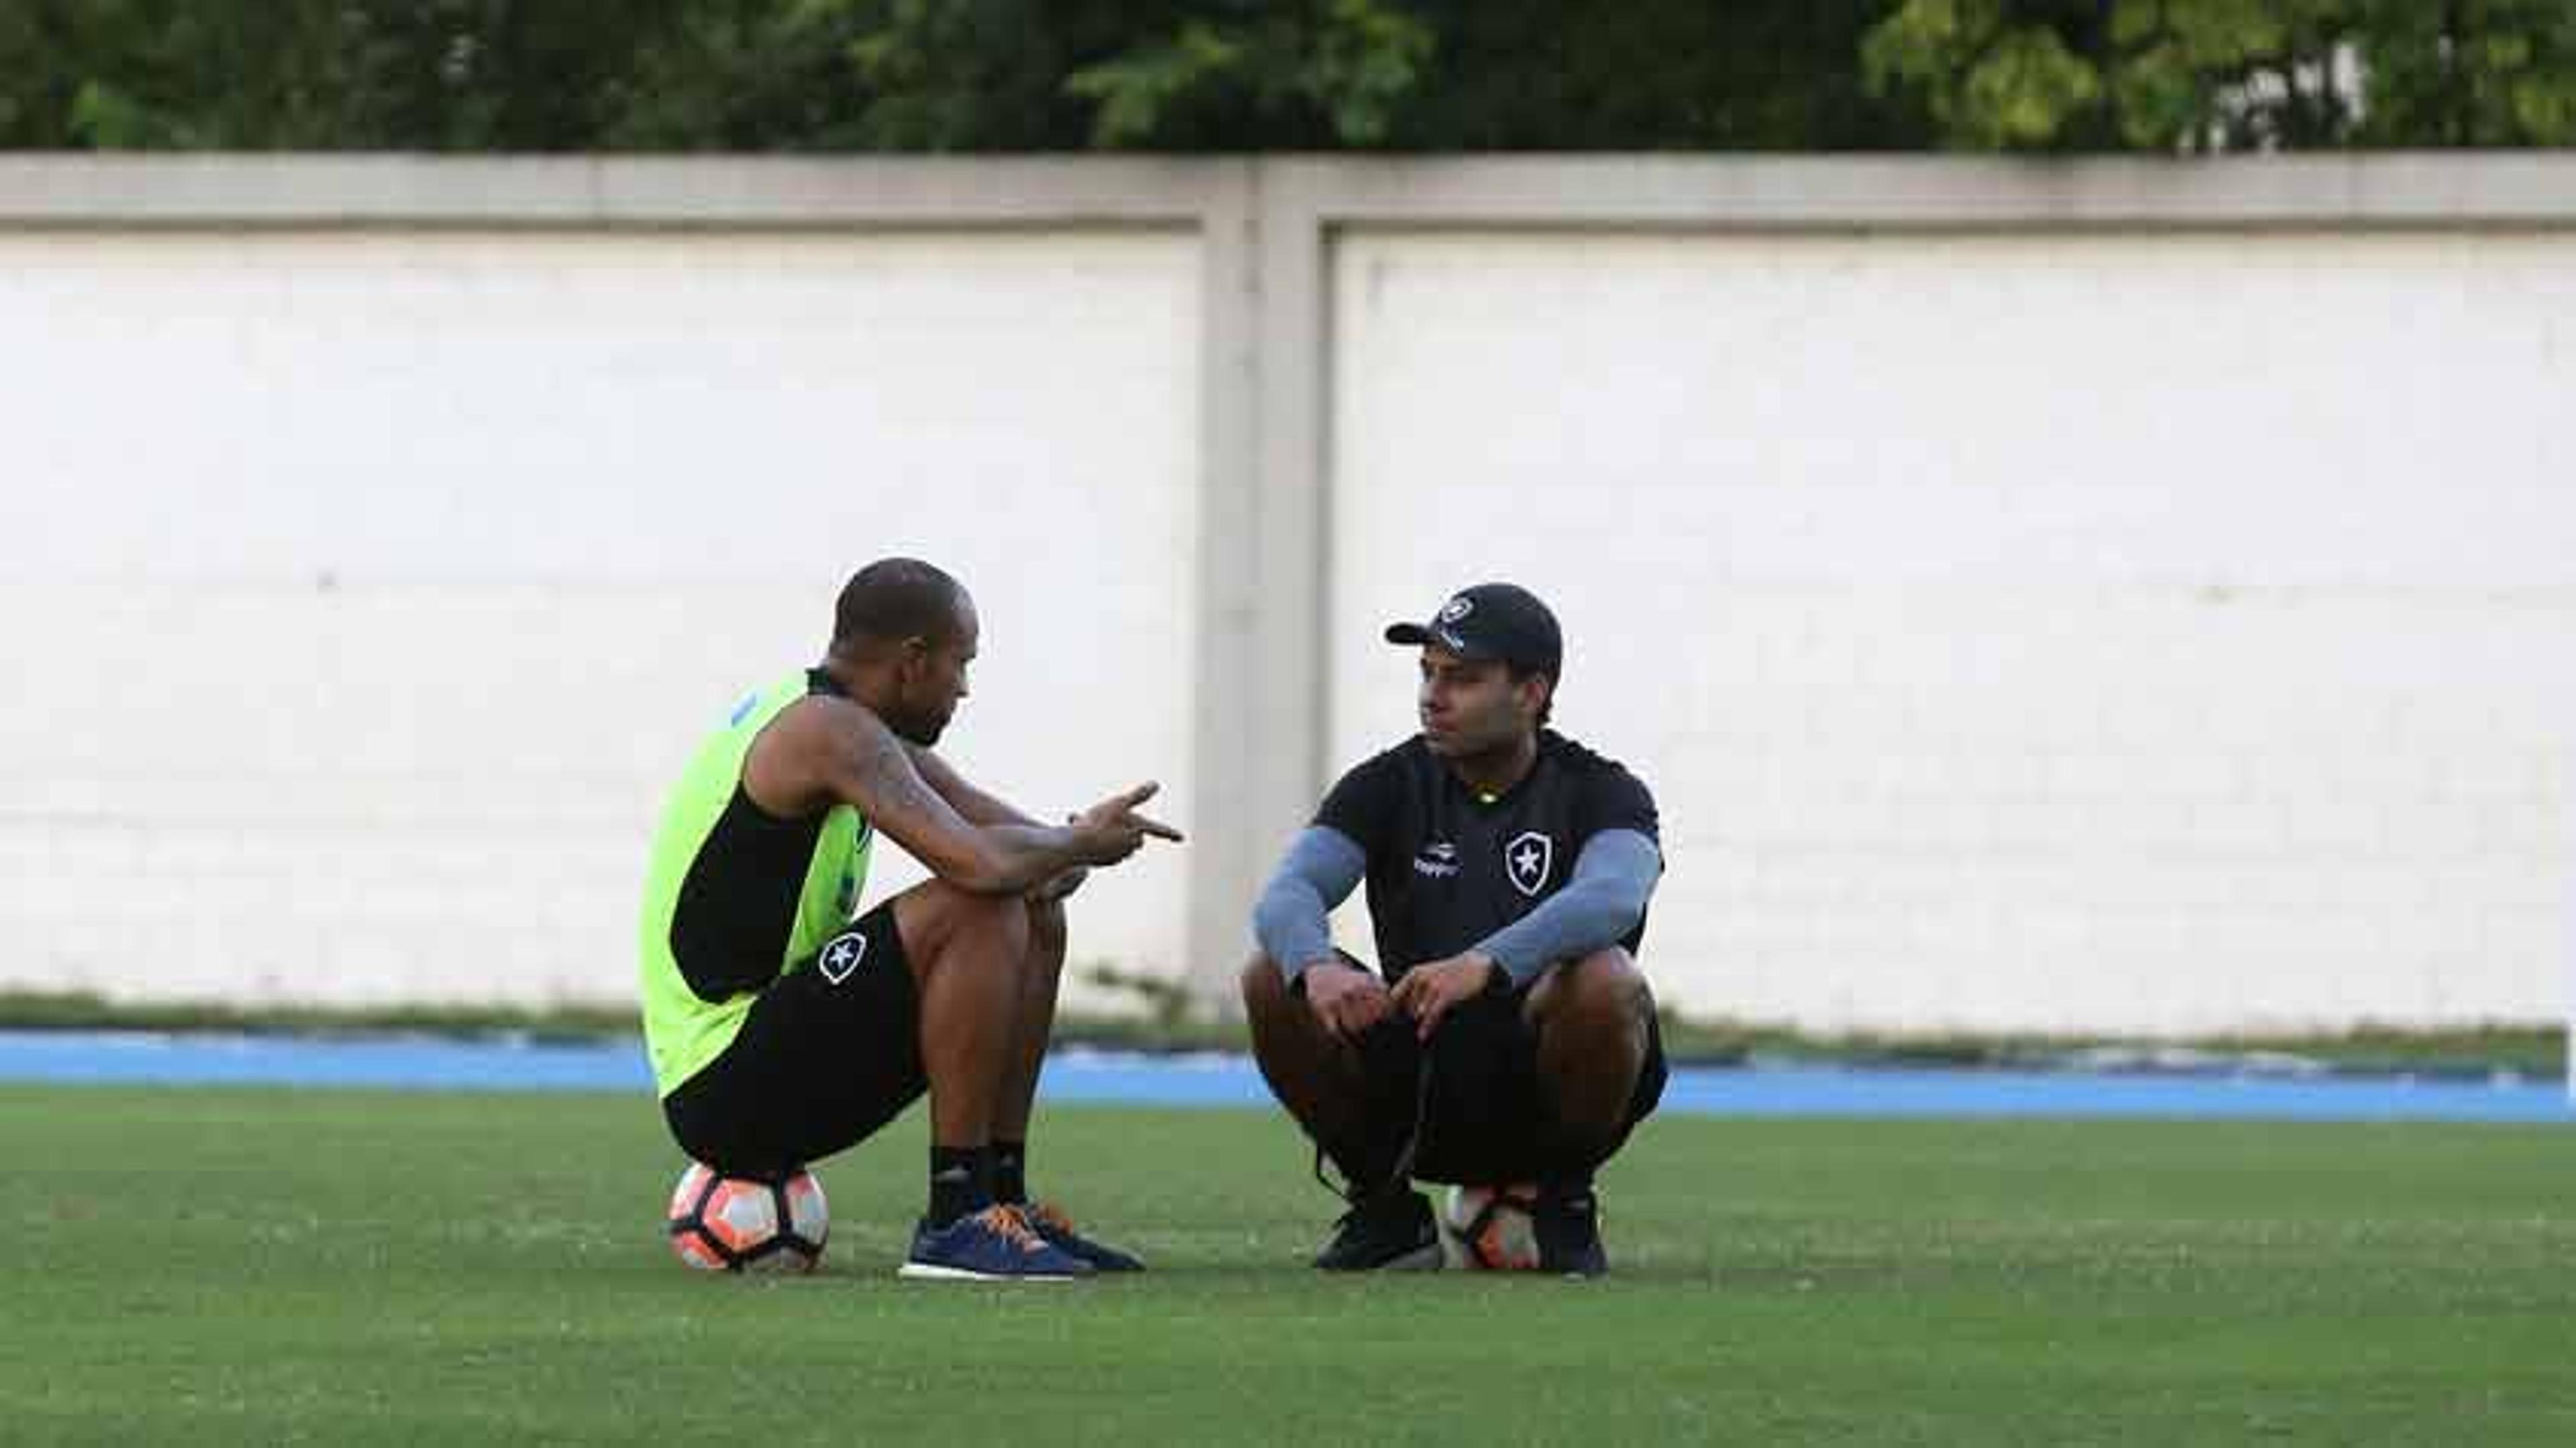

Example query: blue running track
[1,1031,2565,1124]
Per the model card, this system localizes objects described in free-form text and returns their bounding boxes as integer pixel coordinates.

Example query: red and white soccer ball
[1440,1182,1542,1272]
[665,1161,829,1274]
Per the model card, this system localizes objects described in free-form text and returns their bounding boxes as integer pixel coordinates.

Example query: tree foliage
[1,0,2569,152]
[0,0,685,150]
[1862,0,2576,152]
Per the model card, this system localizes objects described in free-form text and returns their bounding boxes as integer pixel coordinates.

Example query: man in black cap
[1240,582,1666,1276]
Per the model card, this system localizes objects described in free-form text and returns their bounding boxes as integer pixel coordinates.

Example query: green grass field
[6,1086,2572,1445]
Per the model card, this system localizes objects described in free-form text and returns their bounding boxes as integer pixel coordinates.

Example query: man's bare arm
[753,699,1173,895]
[908,743,1098,900]
[824,712,1075,893]
[905,742,1040,829]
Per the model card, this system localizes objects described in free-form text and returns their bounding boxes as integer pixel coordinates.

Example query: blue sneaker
[898,1205,1093,1282]
[1021,1200,1147,1272]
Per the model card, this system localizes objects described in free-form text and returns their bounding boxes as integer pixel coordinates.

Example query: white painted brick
[9,223,2573,1037]
[2,228,1201,1011]
[2438,744,2553,800]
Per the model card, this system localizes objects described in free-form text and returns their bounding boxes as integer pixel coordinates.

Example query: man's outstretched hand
[1387,952,1503,1041]
[1071,782,1184,866]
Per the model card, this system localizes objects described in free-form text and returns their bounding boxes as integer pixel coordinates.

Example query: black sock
[928,1145,994,1227]
[993,1140,1027,1205]
[1325,1129,1410,1202]
[1332,1021,1424,1200]
[1537,1139,1607,1185]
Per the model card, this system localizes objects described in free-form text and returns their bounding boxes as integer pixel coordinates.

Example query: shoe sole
[1315,1241,1444,1273]
[1381,1243,1444,1272]
[896,1261,1083,1282]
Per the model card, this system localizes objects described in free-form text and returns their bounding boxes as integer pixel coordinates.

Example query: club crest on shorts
[818,930,867,985]
[1504,831,1554,897]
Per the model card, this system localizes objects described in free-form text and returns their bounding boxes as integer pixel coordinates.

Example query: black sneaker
[1311,1188,1441,1272]
[1533,1183,1608,1278]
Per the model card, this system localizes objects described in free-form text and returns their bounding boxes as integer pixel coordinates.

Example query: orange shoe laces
[977,1204,1053,1255]
[1019,1200,1076,1237]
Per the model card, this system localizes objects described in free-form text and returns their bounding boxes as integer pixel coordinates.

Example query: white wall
[1330,229,2573,1033]
[4,158,2569,1036]
[0,229,1201,1009]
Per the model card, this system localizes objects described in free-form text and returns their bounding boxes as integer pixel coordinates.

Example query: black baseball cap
[1384,582,1562,678]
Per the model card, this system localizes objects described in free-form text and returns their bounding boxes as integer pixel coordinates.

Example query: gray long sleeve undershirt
[1250,827,1367,984]
[1249,825,1662,987]
[1472,828,1661,984]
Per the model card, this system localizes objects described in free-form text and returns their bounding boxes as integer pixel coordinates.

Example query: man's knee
[1240,953,1291,1018]
[1576,948,1655,1028]
[901,878,1033,965]
[1533,947,1653,1033]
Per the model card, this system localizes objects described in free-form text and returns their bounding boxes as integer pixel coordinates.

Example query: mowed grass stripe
[3,1087,2571,1445]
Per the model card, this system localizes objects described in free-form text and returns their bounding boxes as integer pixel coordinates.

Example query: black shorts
[1340,952,1668,1185]
[661,900,924,1178]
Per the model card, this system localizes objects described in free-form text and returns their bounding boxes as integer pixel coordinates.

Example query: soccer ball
[665,1161,828,1274]
[1439,1182,1542,1272]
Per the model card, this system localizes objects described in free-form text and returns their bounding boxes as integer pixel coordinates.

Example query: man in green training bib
[639,558,1181,1282]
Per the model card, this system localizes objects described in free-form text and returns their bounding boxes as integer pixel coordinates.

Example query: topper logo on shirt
[1411,841,1461,879]
[1505,831,1554,897]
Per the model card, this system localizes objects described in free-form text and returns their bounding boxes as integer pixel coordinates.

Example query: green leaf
[68,80,180,149]
[1962,27,2102,148]
[1065,23,1244,147]
[1302,0,1435,146]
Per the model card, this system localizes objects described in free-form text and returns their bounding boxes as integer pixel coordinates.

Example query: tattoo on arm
[853,730,949,823]
[826,712,1070,893]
